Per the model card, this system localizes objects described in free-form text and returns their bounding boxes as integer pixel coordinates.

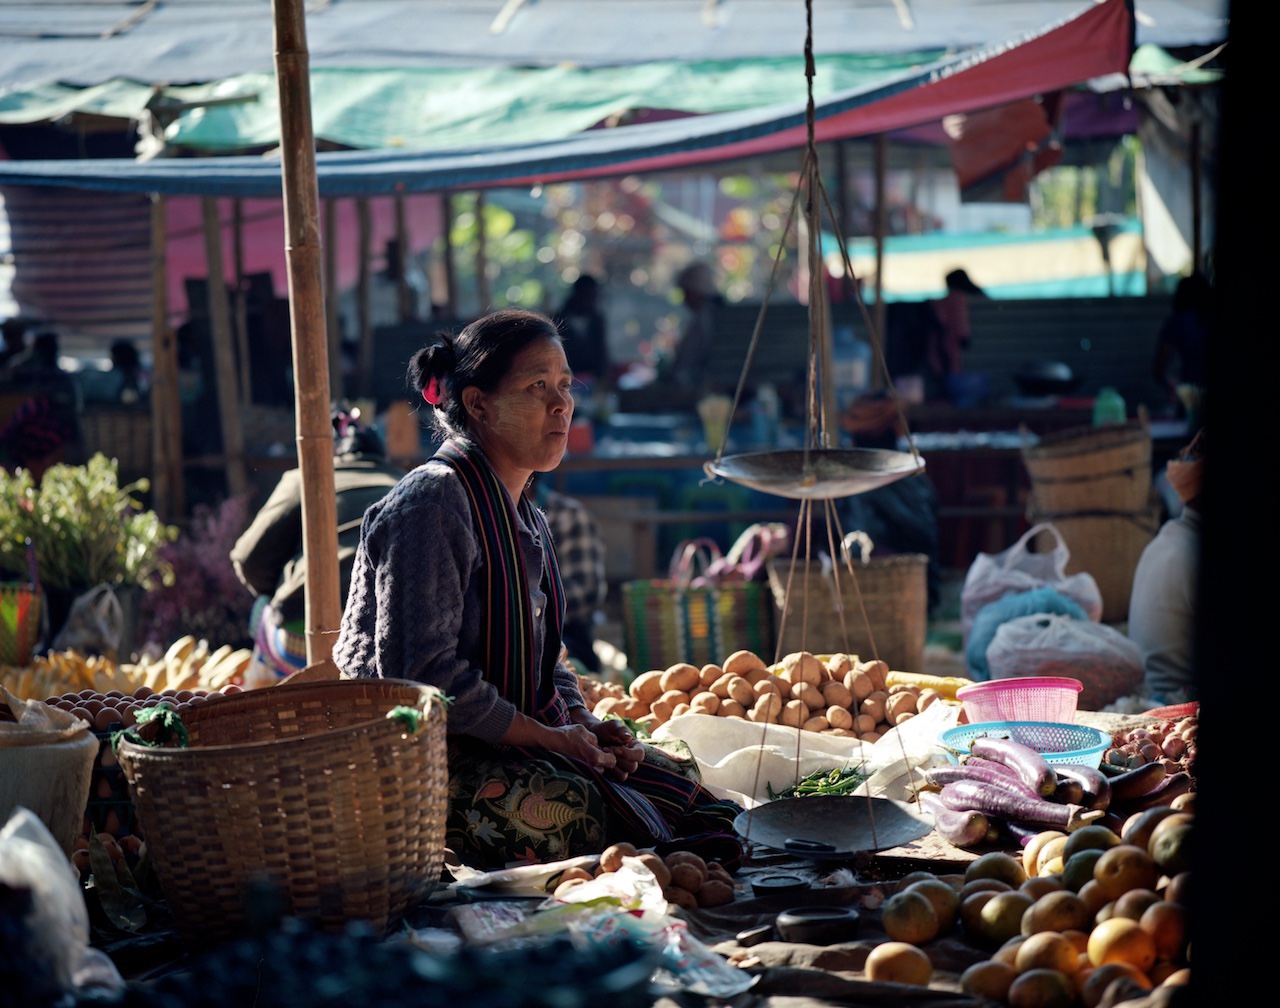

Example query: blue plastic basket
[937,721,1109,769]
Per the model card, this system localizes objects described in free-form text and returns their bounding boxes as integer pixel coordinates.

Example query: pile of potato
[585,649,944,743]
[550,842,735,910]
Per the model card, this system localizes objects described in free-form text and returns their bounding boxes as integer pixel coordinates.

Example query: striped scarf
[434,438,568,724]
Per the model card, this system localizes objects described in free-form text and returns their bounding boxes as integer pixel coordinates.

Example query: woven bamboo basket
[766,532,928,673]
[1029,506,1161,623]
[1021,419,1152,516]
[622,577,774,674]
[79,406,152,480]
[116,678,448,943]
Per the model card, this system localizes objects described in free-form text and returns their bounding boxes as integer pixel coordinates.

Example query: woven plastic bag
[985,612,1144,711]
[960,521,1103,644]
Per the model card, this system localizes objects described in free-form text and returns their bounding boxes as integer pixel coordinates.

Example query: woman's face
[469,336,574,477]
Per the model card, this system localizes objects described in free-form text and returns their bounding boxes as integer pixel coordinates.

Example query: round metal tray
[704,448,925,501]
[734,795,933,860]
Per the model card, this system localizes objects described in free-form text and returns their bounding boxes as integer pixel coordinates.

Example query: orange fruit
[896,869,941,888]
[1122,807,1181,849]
[1140,900,1189,963]
[1061,848,1106,892]
[1149,820,1194,877]
[1163,871,1192,907]
[960,959,1016,1001]
[972,890,1035,950]
[1021,889,1091,935]
[1007,967,1077,1008]
[1087,916,1158,973]
[864,941,933,985]
[959,889,999,936]
[1112,887,1163,921]
[1020,875,1064,900]
[960,877,1012,900]
[1092,844,1160,901]
[965,850,1027,888]
[1015,931,1081,976]
[993,934,1029,968]
[1077,878,1111,920]
[1061,929,1090,955]
[906,877,961,933]
[881,888,940,945]
[1034,835,1071,877]
[1062,823,1122,863]
[1080,962,1152,1008]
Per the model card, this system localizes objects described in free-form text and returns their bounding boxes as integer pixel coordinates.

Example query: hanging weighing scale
[703,0,932,859]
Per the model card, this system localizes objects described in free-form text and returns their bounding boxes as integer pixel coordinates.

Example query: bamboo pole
[148,194,184,521]
[272,0,341,666]
[200,197,248,498]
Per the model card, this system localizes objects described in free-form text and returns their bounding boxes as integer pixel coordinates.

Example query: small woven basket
[116,678,448,943]
[1021,420,1152,516]
[955,677,1083,724]
[766,532,928,672]
[938,720,1110,769]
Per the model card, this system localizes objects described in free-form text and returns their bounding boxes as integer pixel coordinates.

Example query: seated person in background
[1127,428,1204,705]
[838,393,942,615]
[231,406,404,679]
[532,476,607,674]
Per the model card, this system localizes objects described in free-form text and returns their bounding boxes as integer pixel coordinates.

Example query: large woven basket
[1021,420,1152,517]
[1028,507,1160,623]
[116,678,448,943]
[766,532,928,672]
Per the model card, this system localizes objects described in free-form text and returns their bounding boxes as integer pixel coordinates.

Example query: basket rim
[116,678,444,759]
[938,720,1109,755]
[955,677,1083,699]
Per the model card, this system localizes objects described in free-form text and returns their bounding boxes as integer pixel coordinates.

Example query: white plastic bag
[0,806,125,1003]
[985,613,1144,711]
[960,522,1103,643]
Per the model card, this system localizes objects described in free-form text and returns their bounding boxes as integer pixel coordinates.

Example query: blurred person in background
[553,274,609,385]
[231,406,403,680]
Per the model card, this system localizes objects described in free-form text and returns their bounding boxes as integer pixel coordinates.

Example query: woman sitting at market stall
[333,307,744,870]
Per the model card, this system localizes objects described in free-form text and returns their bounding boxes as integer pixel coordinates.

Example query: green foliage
[0,453,178,592]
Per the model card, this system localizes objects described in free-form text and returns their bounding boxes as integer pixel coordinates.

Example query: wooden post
[474,191,490,310]
[232,199,252,406]
[355,197,373,398]
[148,193,184,521]
[272,0,341,667]
[200,197,248,498]
[872,133,888,388]
[442,193,459,315]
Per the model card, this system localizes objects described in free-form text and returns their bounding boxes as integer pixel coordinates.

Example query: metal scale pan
[704,447,924,502]
[733,795,933,860]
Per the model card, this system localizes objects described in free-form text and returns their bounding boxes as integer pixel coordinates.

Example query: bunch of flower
[137,495,255,650]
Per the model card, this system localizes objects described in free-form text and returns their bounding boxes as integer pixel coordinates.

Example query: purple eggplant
[918,790,999,849]
[938,779,1105,833]
[1054,764,1112,810]
[924,762,1039,797]
[969,735,1058,796]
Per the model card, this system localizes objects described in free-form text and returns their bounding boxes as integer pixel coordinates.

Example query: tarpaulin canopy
[0,0,1139,198]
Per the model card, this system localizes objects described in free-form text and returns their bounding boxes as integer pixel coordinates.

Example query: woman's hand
[544,723,619,773]
[584,717,645,782]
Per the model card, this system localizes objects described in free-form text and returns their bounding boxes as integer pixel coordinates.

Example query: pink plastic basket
[955,677,1082,724]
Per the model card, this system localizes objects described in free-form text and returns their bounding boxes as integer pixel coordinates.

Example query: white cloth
[1127,506,1199,703]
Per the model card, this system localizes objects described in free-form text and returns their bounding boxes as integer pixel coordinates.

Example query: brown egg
[93,706,126,731]
[133,685,154,700]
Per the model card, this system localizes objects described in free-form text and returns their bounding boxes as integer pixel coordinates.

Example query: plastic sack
[0,806,125,1004]
[51,583,123,659]
[960,522,1103,643]
[986,612,1144,711]
[964,587,1088,682]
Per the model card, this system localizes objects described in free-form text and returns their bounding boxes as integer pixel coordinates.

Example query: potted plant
[0,453,178,644]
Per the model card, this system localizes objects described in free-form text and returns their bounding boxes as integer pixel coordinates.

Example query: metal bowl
[704,447,925,501]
